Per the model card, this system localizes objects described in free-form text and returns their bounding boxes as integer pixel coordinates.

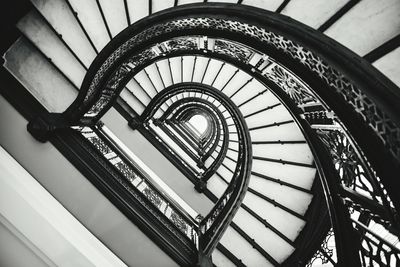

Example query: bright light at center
[189,114,209,135]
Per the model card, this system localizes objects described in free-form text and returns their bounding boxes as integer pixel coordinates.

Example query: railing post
[197,226,213,267]
[197,252,213,267]
[307,126,361,265]
[27,112,69,142]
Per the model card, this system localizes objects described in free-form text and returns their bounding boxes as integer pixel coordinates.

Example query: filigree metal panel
[67,9,400,265]
[264,64,317,106]
[77,126,196,242]
[214,39,253,63]
[78,16,400,162]
[307,228,337,266]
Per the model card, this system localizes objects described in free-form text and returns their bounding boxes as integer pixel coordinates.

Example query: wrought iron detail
[77,126,196,242]
[264,64,317,106]
[307,228,337,266]
[56,6,400,265]
[316,128,396,213]
[214,39,253,63]
[73,16,400,163]
[353,219,400,266]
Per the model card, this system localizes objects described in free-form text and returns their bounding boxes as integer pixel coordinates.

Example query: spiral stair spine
[2,0,400,266]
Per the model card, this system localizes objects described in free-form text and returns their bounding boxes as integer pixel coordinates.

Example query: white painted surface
[241,0,284,11]
[98,0,127,37]
[17,10,86,88]
[68,0,111,51]
[249,178,312,215]
[325,0,400,56]
[0,215,50,267]
[281,0,348,29]
[178,0,203,5]
[126,0,149,23]
[220,226,273,266]
[0,96,179,267]
[208,0,237,3]
[233,208,295,262]
[31,0,97,68]
[0,146,127,267]
[212,249,236,267]
[373,47,400,87]
[243,191,306,241]
[252,143,313,165]
[3,38,77,112]
[153,0,175,13]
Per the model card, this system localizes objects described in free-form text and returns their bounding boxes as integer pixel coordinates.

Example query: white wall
[0,94,178,267]
[0,146,126,267]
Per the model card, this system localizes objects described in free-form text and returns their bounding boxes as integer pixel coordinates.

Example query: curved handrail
[56,5,399,211]
[128,82,252,259]
[28,3,400,265]
[167,103,222,169]
[151,92,231,183]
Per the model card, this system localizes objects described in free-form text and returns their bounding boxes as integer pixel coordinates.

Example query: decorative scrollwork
[70,7,400,265]
[264,64,317,106]
[315,128,395,210]
[353,219,400,266]
[165,37,198,52]
[214,39,253,63]
[78,126,196,241]
[307,228,337,266]
[79,16,400,162]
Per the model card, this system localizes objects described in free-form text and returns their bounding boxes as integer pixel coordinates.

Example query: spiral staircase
[1,0,400,266]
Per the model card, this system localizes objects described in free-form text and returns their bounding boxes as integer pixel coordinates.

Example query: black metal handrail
[139,84,252,262]
[153,93,230,184]
[26,3,400,266]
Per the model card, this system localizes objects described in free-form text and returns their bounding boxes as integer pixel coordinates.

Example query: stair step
[250,122,305,142]
[192,57,209,83]
[249,177,313,215]
[373,47,400,87]
[220,226,273,266]
[239,90,280,116]
[252,143,313,166]
[212,249,237,267]
[17,10,86,88]
[221,71,252,98]
[324,0,400,56]
[125,78,152,110]
[178,0,203,5]
[182,56,196,82]
[232,207,295,262]
[152,0,174,13]
[68,0,111,51]
[212,63,238,90]
[144,64,165,94]
[281,0,348,29]
[97,0,127,37]
[169,57,182,84]
[241,0,284,11]
[230,79,265,107]
[202,59,224,86]
[244,105,294,129]
[3,37,77,112]
[31,0,97,68]
[120,88,145,114]
[126,0,149,24]
[251,161,316,190]
[156,59,174,88]
[243,191,306,241]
